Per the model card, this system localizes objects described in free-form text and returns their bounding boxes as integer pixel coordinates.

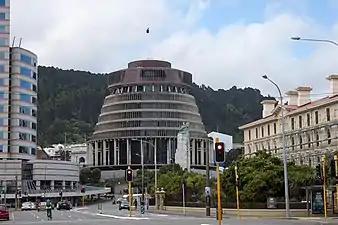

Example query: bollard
[97,203,102,214]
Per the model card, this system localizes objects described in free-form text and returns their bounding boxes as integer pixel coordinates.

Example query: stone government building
[86,60,212,171]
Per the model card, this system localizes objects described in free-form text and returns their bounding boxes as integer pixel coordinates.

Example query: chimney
[296,86,312,106]
[326,75,338,97]
[285,90,298,105]
[261,99,277,118]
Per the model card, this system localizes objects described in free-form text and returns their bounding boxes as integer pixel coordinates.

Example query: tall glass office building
[0,0,38,161]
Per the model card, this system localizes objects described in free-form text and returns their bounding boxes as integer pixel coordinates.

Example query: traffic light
[81,186,86,193]
[215,142,225,163]
[316,164,322,179]
[126,168,133,182]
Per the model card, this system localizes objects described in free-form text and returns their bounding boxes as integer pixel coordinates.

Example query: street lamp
[262,75,290,218]
[132,139,157,196]
[290,37,338,47]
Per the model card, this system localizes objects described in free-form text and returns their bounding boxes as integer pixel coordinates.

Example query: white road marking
[11,212,15,221]
[201,224,210,225]
[96,213,149,220]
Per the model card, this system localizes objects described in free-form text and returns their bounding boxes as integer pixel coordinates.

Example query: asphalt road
[0,202,331,225]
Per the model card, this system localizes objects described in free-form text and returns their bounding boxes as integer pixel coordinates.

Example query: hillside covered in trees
[37,66,267,146]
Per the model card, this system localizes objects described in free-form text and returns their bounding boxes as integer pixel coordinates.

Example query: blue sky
[11,0,338,96]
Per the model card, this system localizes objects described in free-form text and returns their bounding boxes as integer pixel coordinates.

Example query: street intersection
[1,202,333,225]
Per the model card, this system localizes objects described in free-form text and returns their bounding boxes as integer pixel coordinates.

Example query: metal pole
[291,37,338,47]
[322,155,327,219]
[334,155,338,211]
[15,175,18,210]
[235,165,241,219]
[128,181,132,217]
[263,75,290,218]
[3,159,6,207]
[216,164,222,225]
[154,139,157,191]
[205,140,210,216]
[141,140,144,203]
[182,182,186,214]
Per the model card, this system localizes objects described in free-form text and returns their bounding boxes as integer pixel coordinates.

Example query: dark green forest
[37,66,267,146]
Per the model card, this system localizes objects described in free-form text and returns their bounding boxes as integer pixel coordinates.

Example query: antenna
[11,37,15,47]
[18,38,22,47]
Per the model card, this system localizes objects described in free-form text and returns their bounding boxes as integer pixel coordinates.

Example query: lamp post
[262,75,290,218]
[135,140,145,203]
[132,139,157,194]
[291,37,338,47]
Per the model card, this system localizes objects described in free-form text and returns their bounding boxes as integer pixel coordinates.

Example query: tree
[79,167,101,185]
[221,151,315,202]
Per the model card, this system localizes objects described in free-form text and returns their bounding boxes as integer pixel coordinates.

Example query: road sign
[205,187,211,196]
[140,204,145,214]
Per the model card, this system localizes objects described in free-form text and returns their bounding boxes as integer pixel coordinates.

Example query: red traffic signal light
[126,168,133,182]
[215,142,225,163]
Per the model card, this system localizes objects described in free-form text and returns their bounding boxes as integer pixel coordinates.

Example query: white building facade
[239,75,338,167]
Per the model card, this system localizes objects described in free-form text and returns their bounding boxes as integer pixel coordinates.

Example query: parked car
[0,205,9,220]
[56,201,72,210]
[118,200,130,210]
[21,202,36,211]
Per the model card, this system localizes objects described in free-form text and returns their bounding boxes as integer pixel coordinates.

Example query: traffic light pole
[216,164,222,225]
[335,155,338,209]
[128,180,132,217]
[205,142,210,217]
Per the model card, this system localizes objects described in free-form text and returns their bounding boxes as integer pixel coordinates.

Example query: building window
[0,65,4,72]
[261,126,264,137]
[32,84,37,92]
[291,118,295,130]
[0,25,5,32]
[267,124,270,136]
[273,123,277,134]
[307,133,311,148]
[299,116,302,128]
[0,13,6,19]
[327,129,331,145]
[31,122,36,130]
[19,106,30,114]
[19,119,28,127]
[32,109,37,117]
[0,91,4,98]
[255,128,258,138]
[0,105,4,112]
[248,130,251,140]
[0,145,3,152]
[299,136,303,149]
[326,108,330,121]
[291,137,295,150]
[0,78,4,85]
[19,133,28,141]
[33,72,37,79]
[316,132,320,146]
[19,146,29,154]
[32,97,37,104]
[0,0,5,6]
[0,38,6,46]
[0,118,3,125]
[31,135,36,142]
[0,52,5,59]
[19,93,30,102]
[31,148,36,155]
[315,111,319,124]
[19,79,31,89]
[307,114,310,126]
[20,67,32,77]
[20,54,32,64]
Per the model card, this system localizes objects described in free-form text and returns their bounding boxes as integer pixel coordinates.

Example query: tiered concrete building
[87,59,211,170]
[239,75,338,167]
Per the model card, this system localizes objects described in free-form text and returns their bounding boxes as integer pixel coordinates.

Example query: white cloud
[9,0,338,99]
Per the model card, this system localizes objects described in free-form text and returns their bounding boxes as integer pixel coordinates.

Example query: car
[119,200,130,210]
[56,201,72,210]
[21,202,36,211]
[37,202,54,211]
[0,204,9,220]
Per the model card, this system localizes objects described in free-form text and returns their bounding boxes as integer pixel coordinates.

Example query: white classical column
[113,139,117,165]
[103,140,107,166]
[191,139,196,165]
[94,141,99,166]
[201,140,205,165]
[87,142,93,166]
[36,180,40,190]
[167,138,171,164]
[127,139,131,165]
